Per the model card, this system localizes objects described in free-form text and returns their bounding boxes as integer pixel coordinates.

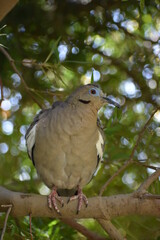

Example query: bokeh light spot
[2,121,14,135]
[119,79,141,98]
[0,143,9,154]
[11,73,21,87]
[58,44,68,61]
[1,99,11,111]
[154,110,160,122]
[148,79,157,89]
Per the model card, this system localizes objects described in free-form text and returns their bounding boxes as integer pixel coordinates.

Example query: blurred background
[0,0,160,239]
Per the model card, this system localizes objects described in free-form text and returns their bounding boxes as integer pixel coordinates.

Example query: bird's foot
[48,186,64,215]
[68,186,88,214]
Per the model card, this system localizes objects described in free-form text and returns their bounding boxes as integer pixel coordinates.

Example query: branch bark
[0,186,160,219]
[0,0,18,21]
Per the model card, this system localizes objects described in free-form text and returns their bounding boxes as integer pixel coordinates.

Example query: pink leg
[48,186,64,214]
[68,185,88,214]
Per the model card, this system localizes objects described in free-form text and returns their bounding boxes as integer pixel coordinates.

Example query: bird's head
[66,84,120,110]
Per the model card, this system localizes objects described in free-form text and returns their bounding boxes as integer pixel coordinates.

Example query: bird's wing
[25,101,62,165]
[93,118,105,176]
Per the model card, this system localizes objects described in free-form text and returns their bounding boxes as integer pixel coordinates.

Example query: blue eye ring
[89,88,99,96]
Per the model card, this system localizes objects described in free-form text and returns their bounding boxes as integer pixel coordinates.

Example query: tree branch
[133,160,159,171]
[98,219,124,240]
[0,46,43,108]
[136,169,160,193]
[62,218,106,240]
[0,0,18,21]
[0,186,160,219]
[0,204,12,240]
[99,160,133,196]
[99,107,160,196]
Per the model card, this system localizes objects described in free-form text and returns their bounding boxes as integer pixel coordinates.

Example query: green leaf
[104,125,123,134]
[44,36,61,63]
[91,71,94,83]
[140,0,145,11]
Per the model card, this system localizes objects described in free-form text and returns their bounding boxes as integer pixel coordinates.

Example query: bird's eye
[91,89,96,94]
[89,88,99,96]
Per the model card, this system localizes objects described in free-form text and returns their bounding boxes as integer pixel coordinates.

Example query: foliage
[0,0,160,239]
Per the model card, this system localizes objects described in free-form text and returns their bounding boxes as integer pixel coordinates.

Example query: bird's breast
[34,105,100,189]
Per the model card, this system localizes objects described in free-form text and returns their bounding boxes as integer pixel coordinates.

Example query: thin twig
[99,107,160,196]
[0,204,12,240]
[0,46,27,88]
[133,160,159,171]
[102,159,159,171]
[129,108,159,160]
[136,168,160,193]
[0,46,43,108]
[61,218,106,240]
[139,194,160,199]
[98,219,125,240]
[29,213,33,240]
[28,87,64,96]
[99,160,133,196]
[0,76,4,104]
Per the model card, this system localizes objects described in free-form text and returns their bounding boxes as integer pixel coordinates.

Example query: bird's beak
[102,96,121,108]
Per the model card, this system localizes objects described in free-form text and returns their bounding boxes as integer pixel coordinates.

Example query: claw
[68,186,88,214]
[48,186,64,214]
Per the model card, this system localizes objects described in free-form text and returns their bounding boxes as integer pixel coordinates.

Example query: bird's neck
[67,102,98,129]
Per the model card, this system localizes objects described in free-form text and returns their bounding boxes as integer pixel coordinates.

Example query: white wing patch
[96,131,104,160]
[26,124,37,159]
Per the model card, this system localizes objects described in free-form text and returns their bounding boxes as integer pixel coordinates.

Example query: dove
[25,84,120,214]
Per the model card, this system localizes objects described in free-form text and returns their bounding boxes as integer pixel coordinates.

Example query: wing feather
[96,118,105,161]
[25,101,62,165]
[93,118,105,176]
